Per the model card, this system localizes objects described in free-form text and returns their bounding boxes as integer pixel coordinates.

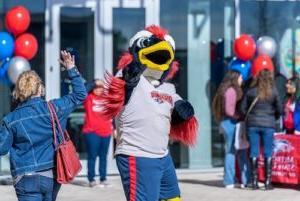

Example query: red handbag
[48,102,82,184]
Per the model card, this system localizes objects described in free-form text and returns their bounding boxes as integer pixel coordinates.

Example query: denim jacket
[0,67,87,177]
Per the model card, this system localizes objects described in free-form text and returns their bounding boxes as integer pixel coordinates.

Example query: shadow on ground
[179,179,300,191]
[70,180,89,187]
[179,179,224,188]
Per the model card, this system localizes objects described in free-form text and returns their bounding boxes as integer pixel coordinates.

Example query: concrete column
[188,0,212,168]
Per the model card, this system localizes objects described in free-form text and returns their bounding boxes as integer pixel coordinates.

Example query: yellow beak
[138,41,174,71]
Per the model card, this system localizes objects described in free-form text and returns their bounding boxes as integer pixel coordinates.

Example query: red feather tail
[101,73,126,119]
[170,116,199,146]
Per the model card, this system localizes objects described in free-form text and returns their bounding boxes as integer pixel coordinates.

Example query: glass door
[46,0,159,175]
[239,0,300,99]
[46,0,99,175]
[100,0,160,174]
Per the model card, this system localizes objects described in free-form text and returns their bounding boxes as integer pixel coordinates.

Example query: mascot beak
[138,41,174,71]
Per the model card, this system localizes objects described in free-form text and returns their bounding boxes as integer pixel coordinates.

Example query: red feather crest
[145,25,168,40]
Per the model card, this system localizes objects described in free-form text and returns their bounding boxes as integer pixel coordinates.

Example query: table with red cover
[258,134,300,184]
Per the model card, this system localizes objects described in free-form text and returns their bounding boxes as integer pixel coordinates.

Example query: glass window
[0,0,45,174]
[60,7,95,90]
[161,0,235,168]
[0,0,45,80]
[60,7,95,158]
[161,0,189,168]
[240,0,300,99]
[113,8,145,72]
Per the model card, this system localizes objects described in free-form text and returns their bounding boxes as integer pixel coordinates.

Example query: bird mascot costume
[101,25,198,201]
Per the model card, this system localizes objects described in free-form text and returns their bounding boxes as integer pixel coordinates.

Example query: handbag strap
[47,102,66,145]
[245,97,259,121]
[48,102,58,147]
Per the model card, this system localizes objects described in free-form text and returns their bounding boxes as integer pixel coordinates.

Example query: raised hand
[59,50,75,70]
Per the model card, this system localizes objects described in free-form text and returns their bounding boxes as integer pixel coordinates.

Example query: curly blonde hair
[13,70,45,102]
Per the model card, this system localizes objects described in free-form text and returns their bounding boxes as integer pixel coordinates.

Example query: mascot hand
[171,100,195,125]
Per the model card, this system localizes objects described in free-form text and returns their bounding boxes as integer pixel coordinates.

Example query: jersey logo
[92,99,103,112]
[151,91,173,105]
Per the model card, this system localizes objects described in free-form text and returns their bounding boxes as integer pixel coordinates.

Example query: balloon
[8,56,31,83]
[0,58,10,78]
[5,6,31,36]
[256,36,277,58]
[0,32,14,60]
[15,33,38,60]
[228,57,251,81]
[234,34,256,61]
[251,55,274,77]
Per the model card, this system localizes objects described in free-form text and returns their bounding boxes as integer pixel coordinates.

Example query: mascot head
[117,25,179,85]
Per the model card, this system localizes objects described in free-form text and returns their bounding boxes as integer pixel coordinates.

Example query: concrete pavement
[1,170,299,201]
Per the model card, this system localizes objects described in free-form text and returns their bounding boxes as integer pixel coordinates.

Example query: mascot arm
[100,62,144,119]
[171,100,194,124]
[122,62,144,104]
[170,100,198,146]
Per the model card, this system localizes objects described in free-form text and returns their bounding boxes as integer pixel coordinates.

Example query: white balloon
[8,56,31,84]
[257,36,277,58]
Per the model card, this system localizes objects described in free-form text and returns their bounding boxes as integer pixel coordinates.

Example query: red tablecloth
[258,134,300,184]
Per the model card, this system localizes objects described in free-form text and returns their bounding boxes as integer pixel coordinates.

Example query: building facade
[0,0,298,175]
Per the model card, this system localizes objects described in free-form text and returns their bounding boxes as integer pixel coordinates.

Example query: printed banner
[258,134,300,184]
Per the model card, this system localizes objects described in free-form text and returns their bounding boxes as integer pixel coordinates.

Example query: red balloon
[5,6,31,36]
[234,34,256,61]
[15,33,38,60]
[251,55,274,77]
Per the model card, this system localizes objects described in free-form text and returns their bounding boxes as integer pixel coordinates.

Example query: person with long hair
[0,51,87,201]
[283,77,300,134]
[241,68,282,190]
[213,70,249,188]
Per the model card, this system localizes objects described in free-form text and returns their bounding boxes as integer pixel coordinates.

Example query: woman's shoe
[89,181,97,188]
[251,157,259,190]
[264,157,274,190]
[225,184,235,189]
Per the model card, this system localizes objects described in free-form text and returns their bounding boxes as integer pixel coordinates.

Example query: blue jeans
[84,133,111,182]
[221,119,250,186]
[247,127,275,158]
[14,175,61,201]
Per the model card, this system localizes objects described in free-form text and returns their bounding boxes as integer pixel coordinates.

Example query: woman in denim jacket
[0,51,87,201]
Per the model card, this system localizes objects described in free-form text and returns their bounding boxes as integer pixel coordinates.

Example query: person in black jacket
[241,69,282,190]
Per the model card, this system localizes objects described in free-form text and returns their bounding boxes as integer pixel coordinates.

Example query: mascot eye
[137,38,151,48]
[137,37,162,48]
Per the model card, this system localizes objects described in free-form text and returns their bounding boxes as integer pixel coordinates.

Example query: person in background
[82,79,113,187]
[213,70,250,189]
[283,77,300,134]
[241,68,282,190]
[0,51,87,201]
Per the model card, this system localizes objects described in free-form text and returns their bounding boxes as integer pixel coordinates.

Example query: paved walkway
[1,171,299,201]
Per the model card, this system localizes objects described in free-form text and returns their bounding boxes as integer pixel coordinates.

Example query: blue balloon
[228,57,251,81]
[0,32,14,60]
[0,58,10,78]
